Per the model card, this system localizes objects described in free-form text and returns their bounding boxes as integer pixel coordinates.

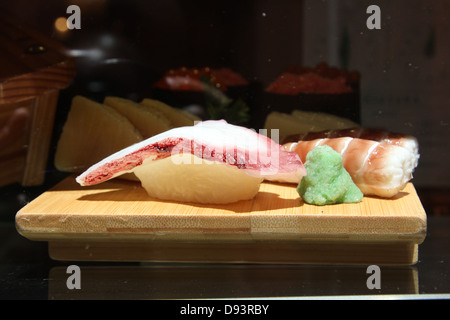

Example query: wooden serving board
[16,176,427,265]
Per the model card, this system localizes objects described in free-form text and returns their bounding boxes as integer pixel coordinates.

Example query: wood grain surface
[0,14,76,104]
[16,175,426,242]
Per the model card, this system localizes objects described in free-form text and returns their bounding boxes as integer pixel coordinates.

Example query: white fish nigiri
[76,120,305,204]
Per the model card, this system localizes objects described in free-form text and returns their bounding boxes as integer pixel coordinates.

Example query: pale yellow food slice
[104,96,173,138]
[54,95,143,173]
[264,111,326,142]
[141,98,196,127]
[133,154,263,204]
[291,110,359,130]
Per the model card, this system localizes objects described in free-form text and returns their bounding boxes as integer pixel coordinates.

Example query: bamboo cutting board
[16,176,427,265]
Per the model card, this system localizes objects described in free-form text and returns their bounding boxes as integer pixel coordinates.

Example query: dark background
[0,0,448,217]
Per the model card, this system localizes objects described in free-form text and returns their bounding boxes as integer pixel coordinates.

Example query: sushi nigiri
[76,120,306,204]
[284,134,419,198]
[283,127,419,163]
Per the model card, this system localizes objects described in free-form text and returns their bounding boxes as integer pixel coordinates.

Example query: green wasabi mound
[297,145,363,206]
